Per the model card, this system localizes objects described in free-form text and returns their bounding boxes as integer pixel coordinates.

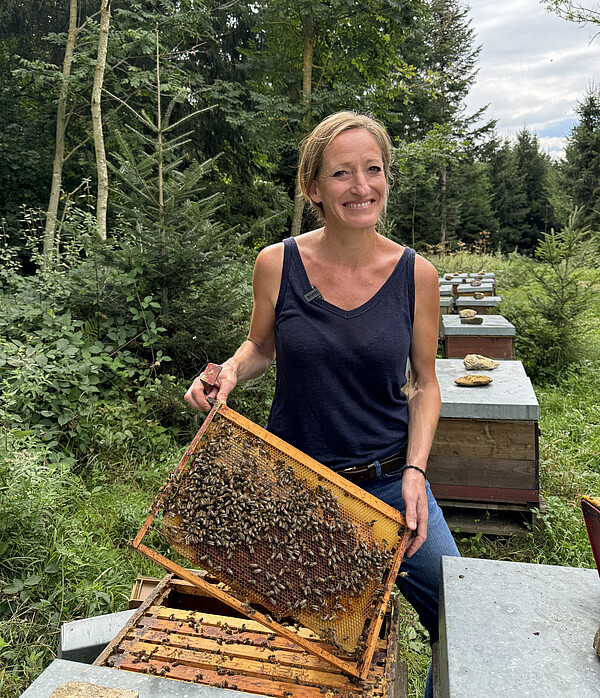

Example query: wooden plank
[152,604,386,651]
[444,336,514,359]
[114,638,362,690]
[93,573,174,667]
[441,510,535,535]
[429,483,539,505]
[431,420,537,461]
[384,595,407,698]
[427,456,538,490]
[109,656,363,697]
[124,624,351,674]
[149,606,329,642]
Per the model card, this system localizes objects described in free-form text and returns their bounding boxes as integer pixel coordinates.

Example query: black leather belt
[339,448,407,484]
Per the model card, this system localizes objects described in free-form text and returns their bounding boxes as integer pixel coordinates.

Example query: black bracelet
[403,464,427,479]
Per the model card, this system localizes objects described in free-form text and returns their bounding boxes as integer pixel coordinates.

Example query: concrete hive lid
[456,282,495,293]
[436,359,540,420]
[441,314,515,336]
[456,296,501,306]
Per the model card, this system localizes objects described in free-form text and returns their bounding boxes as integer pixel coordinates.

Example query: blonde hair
[298,111,393,224]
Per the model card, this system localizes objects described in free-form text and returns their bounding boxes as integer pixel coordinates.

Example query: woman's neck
[316,225,380,267]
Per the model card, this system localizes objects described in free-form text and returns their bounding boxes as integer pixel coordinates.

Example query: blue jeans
[361,470,460,698]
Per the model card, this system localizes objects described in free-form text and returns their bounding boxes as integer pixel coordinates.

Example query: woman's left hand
[402,468,429,557]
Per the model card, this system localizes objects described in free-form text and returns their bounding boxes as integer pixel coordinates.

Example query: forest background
[1,0,600,696]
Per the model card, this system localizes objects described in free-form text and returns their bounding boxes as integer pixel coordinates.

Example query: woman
[185,111,459,697]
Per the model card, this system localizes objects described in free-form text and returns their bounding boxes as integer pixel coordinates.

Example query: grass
[1,249,599,696]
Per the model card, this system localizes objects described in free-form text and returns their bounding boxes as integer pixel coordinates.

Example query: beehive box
[438,297,453,337]
[456,282,495,297]
[96,573,408,698]
[455,296,501,315]
[429,360,540,530]
[468,273,495,280]
[441,315,515,359]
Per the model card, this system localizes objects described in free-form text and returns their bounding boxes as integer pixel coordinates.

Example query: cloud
[465,0,600,157]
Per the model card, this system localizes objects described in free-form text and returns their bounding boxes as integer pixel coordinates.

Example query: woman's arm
[184,243,284,412]
[403,254,441,557]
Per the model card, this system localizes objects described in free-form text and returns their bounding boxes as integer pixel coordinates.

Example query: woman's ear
[308,179,321,204]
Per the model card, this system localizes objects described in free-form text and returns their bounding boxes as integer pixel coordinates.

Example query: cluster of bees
[160,418,393,651]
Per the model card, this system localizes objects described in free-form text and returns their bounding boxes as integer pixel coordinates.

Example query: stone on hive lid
[463,354,500,370]
[50,684,138,698]
[470,279,482,286]
[472,292,484,299]
[461,316,483,324]
[445,273,453,280]
[477,269,486,274]
[458,309,477,318]
[454,374,493,386]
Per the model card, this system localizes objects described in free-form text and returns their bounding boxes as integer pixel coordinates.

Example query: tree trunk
[290,13,314,237]
[91,0,111,240]
[44,0,79,267]
[439,164,447,249]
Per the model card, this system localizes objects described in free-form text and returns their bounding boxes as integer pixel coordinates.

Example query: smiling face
[307,129,387,233]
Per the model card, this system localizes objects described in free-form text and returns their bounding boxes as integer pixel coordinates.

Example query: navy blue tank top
[266,237,415,471]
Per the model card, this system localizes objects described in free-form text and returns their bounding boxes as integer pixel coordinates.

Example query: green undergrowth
[453,359,600,567]
[0,431,179,696]
[2,249,600,696]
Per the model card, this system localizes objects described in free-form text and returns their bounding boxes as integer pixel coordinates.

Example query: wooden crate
[438,297,453,338]
[441,315,515,359]
[454,296,501,315]
[429,360,540,528]
[97,574,408,698]
[456,282,495,297]
[429,418,539,505]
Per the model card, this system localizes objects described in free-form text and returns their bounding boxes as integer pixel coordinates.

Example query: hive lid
[455,296,501,306]
[442,314,515,336]
[456,282,495,293]
[436,359,540,420]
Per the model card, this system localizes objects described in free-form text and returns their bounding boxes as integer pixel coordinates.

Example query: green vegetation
[1,247,599,697]
[2,2,600,696]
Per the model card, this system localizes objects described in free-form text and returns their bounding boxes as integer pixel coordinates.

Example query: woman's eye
[369,165,383,173]
[332,170,347,177]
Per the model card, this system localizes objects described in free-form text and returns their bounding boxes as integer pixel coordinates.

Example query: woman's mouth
[343,200,374,209]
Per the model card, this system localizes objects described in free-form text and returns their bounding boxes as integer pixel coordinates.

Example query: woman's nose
[350,171,369,194]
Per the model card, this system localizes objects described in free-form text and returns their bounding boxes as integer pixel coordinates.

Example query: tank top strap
[274,237,295,316]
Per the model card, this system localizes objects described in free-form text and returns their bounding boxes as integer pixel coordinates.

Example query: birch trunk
[43,0,78,267]
[439,164,447,249]
[290,13,314,237]
[91,0,111,240]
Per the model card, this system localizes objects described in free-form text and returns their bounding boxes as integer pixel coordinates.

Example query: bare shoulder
[253,242,285,308]
[255,241,284,274]
[413,253,439,289]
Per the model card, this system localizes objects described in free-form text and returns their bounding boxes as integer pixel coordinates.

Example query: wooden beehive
[454,296,501,315]
[441,314,515,360]
[429,359,541,532]
[96,573,408,698]
[455,282,495,298]
[438,297,453,338]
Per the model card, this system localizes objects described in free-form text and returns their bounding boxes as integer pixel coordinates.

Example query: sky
[463,0,600,159]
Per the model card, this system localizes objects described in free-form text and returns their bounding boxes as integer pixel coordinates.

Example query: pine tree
[563,87,600,229]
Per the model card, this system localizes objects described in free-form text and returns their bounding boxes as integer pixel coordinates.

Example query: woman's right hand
[184,361,238,412]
